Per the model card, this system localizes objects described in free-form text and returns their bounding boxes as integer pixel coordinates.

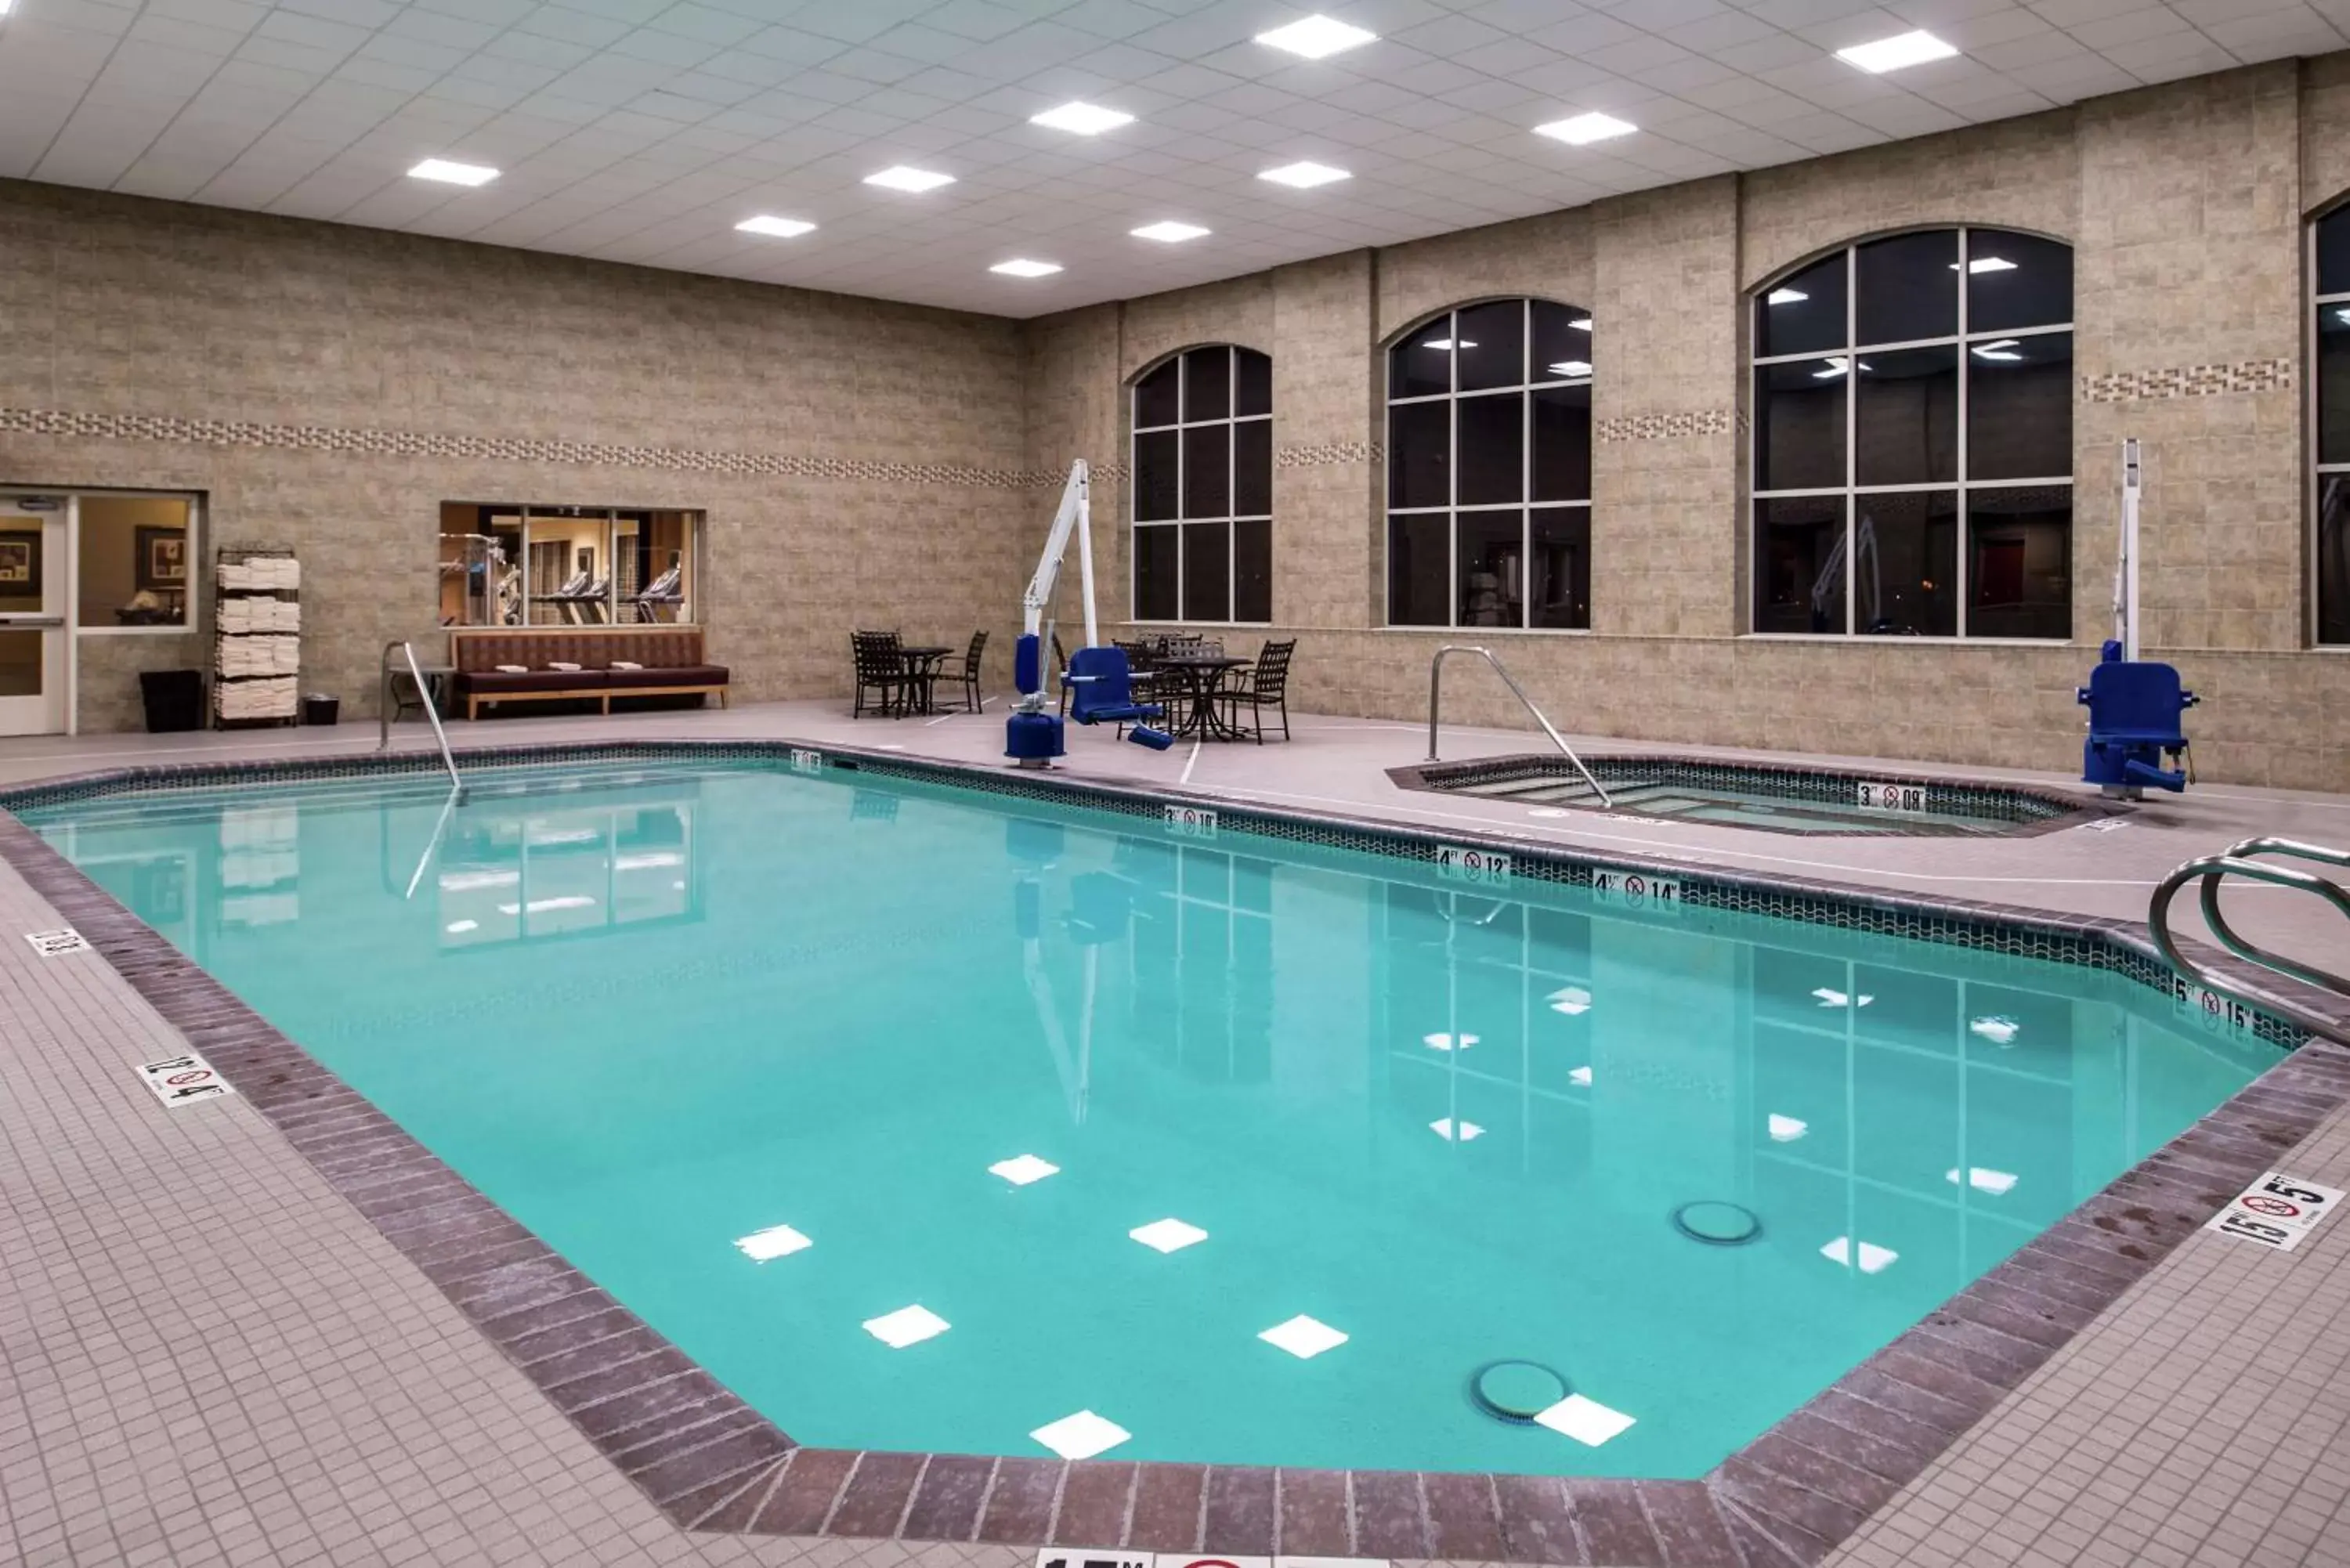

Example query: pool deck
[2,699,2348,1568]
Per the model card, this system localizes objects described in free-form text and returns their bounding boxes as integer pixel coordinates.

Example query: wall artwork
[0,533,41,597]
[136,526,188,590]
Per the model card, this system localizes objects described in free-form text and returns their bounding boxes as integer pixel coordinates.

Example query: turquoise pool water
[24,760,2269,1478]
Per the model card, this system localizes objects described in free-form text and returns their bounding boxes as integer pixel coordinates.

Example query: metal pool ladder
[2150,836,2350,1046]
[379,640,463,798]
[1426,645,1612,809]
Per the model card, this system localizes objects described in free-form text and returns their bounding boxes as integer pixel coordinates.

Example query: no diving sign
[2204,1170,2344,1253]
[137,1051,234,1110]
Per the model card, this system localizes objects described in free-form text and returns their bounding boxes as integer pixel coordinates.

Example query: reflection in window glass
[80,495,195,630]
[442,504,701,627]
[2316,212,2350,642]
[2320,305,2350,468]
[2319,476,2350,645]
[1752,226,2071,638]
[1131,345,1271,623]
[1386,301,1593,630]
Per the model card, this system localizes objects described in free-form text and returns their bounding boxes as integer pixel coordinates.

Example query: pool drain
[1470,1360,1570,1423]
[1672,1201,1763,1246]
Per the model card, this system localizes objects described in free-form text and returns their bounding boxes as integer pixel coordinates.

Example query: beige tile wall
[1031,56,2350,791]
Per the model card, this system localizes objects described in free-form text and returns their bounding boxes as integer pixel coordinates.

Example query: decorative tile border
[6,739,2348,1568]
[0,405,1055,490]
[1596,409,1737,442]
[2078,358,2295,403]
[1393,752,2099,839]
[1275,439,1381,468]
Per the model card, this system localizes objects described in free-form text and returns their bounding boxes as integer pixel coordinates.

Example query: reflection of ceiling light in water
[444,919,478,934]
[1430,1118,1486,1141]
[1030,1409,1130,1459]
[1548,985,1592,1015]
[1766,288,1808,305]
[1259,1314,1349,1358]
[439,871,519,891]
[1945,1167,2019,1195]
[1569,1066,1593,1086]
[495,896,598,914]
[862,1304,949,1347]
[1820,1236,1899,1274]
[528,829,599,846]
[614,852,685,869]
[1129,1218,1208,1253]
[734,1223,812,1261]
[989,1154,1059,1185]
[1768,1114,1809,1143]
[1969,1015,2021,1046]
[1812,987,1873,1007]
[1533,1393,1636,1447]
[1423,1031,1479,1051]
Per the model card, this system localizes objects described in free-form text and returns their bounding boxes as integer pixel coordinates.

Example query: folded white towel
[495,663,528,674]
[548,662,582,673]
[609,660,643,671]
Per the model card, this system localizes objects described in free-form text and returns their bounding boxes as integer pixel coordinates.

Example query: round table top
[898,645,953,657]
[1155,653,1247,670]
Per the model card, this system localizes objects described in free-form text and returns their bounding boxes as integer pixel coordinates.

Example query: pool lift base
[1005,461,1170,768]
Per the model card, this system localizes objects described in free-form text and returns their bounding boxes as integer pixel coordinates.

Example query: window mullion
[1958,227,1971,637]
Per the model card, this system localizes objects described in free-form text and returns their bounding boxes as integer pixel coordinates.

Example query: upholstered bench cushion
[603,663,729,689]
[457,670,611,695]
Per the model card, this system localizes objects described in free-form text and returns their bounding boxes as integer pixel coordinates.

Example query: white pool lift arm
[1019,460,1096,663]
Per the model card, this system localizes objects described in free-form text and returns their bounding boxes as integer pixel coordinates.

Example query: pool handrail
[2150,836,2350,1046]
[380,640,463,799]
[1426,645,1613,809]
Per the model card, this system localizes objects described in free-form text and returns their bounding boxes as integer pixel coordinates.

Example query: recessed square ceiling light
[1259,1313,1349,1359]
[1535,113,1636,146]
[990,258,1063,278]
[989,1154,1059,1184]
[735,215,815,238]
[1259,160,1350,189]
[1031,101,1134,135]
[1255,14,1377,60]
[1132,221,1211,243]
[862,1303,949,1348]
[1129,1217,1209,1252]
[408,158,497,186]
[1836,30,1959,73]
[865,164,954,193]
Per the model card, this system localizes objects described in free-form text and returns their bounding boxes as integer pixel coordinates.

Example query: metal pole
[2120,438,2141,660]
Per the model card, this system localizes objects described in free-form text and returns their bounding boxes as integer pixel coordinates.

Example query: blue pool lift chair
[2078,640,2196,794]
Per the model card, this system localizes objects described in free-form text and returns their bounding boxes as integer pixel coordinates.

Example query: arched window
[1131,345,1271,624]
[2316,204,2350,644]
[1386,300,1592,629]
[1752,229,2073,639]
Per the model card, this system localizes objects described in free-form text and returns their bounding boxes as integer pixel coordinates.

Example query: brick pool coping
[5,737,2347,1568]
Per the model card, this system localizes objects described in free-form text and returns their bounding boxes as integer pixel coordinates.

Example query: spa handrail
[1426,645,1612,809]
[2149,836,2350,1047]
[380,640,463,798]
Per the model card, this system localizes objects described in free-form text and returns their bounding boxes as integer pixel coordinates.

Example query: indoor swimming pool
[20,756,2271,1479]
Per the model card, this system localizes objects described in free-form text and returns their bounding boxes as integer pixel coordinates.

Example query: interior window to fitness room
[1752,228,2073,639]
[439,504,701,627]
[1386,298,1593,630]
[1131,345,1272,624]
[2318,203,2350,644]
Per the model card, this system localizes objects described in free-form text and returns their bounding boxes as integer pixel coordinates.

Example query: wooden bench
[449,627,730,720]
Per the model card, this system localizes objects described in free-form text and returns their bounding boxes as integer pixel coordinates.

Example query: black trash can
[138,670,204,733]
[302,694,340,726]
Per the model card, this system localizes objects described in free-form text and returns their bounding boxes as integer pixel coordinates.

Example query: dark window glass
[1456,511,1524,627]
[1233,420,1271,515]
[1966,487,2070,639]
[1967,331,2073,480]
[1388,513,1450,625]
[1182,522,1230,622]
[1391,316,1453,399]
[1856,230,1958,346]
[1184,346,1230,421]
[1457,392,1524,505]
[1758,252,1847,359]
[1182,424,1229,518]
[1532,302,1589,381]
[1135,359,1180,429]
[1856,490,1958,636]
[1133,429,1179,520]
[2319,475,2350,644]
[2320,305,2350,465]
[1234,518,1271,622]
[2323,208,2350,295]
[1965,230,2073,333]
[1388,401,1449,508]
[1855,345,1958,486]
[1754,494,1847,634]
[1456,299,1526,392]
[1755,359,1847,492]
[1530,509,1589,629]
[1133,526,1179,619]
[1235,348,1271,417]
[1532,384,1592,501]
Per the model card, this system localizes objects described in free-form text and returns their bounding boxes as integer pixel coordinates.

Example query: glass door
[0,502,70,735]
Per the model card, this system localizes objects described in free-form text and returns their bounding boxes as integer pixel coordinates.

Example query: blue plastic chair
[2078,641,2196,793]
